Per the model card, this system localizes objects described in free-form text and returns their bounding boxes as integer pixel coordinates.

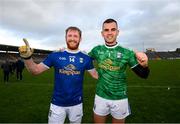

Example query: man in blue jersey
[18,26,98,124]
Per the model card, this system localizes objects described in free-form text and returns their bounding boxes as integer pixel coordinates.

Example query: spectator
[16,58,25,80]
[11,61,16,75]
[1,60,11,83]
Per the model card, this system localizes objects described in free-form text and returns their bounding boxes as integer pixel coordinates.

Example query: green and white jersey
[89,43,138,100]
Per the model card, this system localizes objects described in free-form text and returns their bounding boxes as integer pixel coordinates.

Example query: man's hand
[19,38,34,59]
[134,51,148,67]
[59,47,66,52]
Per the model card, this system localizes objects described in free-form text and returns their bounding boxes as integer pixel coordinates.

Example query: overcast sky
[0,0,180,52]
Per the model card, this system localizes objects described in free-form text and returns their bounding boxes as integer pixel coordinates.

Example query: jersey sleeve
[88,46,98,59]
[85,57,94,71]
[128,50,138,68]
[42,53,53,68]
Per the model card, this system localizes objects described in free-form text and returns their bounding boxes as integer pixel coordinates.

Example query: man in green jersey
[89,18,150,123]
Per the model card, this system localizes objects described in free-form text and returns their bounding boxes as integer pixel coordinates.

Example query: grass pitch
[0,59,180,123]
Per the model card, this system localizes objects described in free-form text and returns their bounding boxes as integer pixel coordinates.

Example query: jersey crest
[117,52,122,58]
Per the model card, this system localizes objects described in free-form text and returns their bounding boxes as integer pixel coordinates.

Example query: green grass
[0,69,54,123]
[0,59,180,123]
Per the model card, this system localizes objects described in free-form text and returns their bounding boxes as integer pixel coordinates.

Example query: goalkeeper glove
[19,38,34,59]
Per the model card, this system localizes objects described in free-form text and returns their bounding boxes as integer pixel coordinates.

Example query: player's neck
[67,48,80,53]
[105,42,117,47]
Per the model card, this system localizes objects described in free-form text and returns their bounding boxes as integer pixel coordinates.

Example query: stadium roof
[0,44,52,54]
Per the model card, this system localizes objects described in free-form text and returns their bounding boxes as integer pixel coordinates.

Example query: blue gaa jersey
[42,49,94,107]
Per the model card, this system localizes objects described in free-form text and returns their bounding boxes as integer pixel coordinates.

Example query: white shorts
[93,95,131,119]
[48,103,83,124]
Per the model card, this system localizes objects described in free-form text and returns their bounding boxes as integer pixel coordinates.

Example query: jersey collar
[65,48,80,54]
[104,42,118,49]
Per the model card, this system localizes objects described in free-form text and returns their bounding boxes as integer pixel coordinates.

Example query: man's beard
[66,40,79,50]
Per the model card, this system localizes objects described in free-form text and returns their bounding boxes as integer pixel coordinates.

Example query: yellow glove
[19,38,34,59]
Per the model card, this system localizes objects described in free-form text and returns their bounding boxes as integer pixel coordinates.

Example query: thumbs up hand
[19,38,34,59]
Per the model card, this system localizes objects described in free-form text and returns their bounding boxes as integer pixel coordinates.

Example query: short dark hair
[102,18,118,28]
[65,26,82,38]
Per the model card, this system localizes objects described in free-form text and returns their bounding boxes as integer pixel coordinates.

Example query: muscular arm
[88,68,98,79]
[24,58,48,75]
[132,51,150,78]
[132,64,150,79]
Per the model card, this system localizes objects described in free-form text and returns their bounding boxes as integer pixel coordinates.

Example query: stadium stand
[0,44,180,64]
[0,44,52,64]
[146,48,180,60]
[146,52,159,60]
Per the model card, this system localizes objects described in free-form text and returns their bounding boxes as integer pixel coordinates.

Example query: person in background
[1,60,11,83]
[16,57,25,80]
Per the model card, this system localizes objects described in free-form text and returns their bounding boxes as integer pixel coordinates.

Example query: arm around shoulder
[88,68,98,79]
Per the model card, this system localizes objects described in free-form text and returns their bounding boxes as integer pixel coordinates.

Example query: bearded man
[19,26,98,124]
